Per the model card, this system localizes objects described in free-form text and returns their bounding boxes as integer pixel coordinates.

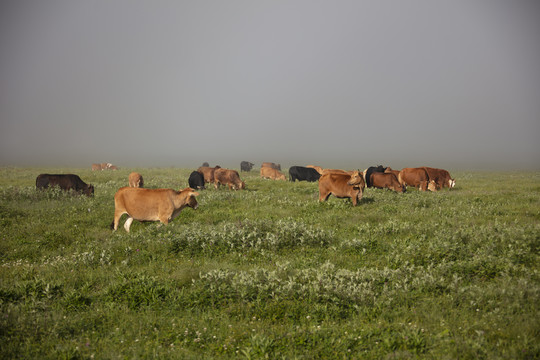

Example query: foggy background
[1,0,539,170]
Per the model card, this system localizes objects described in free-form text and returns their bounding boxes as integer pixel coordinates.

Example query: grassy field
[0,166,538,359]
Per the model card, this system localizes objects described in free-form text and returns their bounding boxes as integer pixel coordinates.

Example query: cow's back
[115,187,173,220]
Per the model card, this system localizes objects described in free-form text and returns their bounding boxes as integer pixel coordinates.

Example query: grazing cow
[112,187,199,232]
[289,166,321,182]
[318,171,365,206]
[399,167,438,191]
[36,174,94,196]
[422,167,456,189]
[214,168,245,190]
[197,166,221,184]
[188,171,205,189]
[91,163,102,171]
[260,166,287,181]
[262,162,281,170]
[364,165,386,188]
[370,172,405,193]
[128,172,144,188]
[306,165,323,174]
[240,161,255,172]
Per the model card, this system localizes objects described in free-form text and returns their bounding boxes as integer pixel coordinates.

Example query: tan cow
[370,172,405,193]
[261,162,281,170]
[128,172,144,188]
[318,171,365,206]
[197,166,221,184]
[112,187,199,232]
[399,168,438,191]
[214,168,245,190]
[91,163,102,171]
[422,167,455,189]
[260,167,287,181]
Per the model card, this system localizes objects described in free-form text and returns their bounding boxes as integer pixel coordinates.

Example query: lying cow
[112,187,199,232]
[260,166,286,181]
[262,162,281,170]
[36,174,94,196]
[318,171,365,206]
[422,167,455,189]
[214,168,245,190]
[370,172,405,193]
[128,172,144,188]
[399,168,438,191]
[197,166,221,184]
[188,171,206,189]
[289,166,321,182]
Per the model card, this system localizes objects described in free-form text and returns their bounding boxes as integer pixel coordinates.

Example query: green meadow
[0,166,538,359]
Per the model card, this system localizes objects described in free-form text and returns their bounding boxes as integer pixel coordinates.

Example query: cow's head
[84,184,95,197]
[181,188,200,209]
[427,180,439,192]
[348,171,365,189]
[449,178,456,188]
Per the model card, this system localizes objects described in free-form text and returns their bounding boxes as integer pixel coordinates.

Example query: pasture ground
[0,167,538,359]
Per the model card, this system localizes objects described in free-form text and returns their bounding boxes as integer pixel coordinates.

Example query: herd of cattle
[35,162,455,232]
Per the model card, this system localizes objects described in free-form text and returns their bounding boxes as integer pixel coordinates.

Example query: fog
[1,0,539,170]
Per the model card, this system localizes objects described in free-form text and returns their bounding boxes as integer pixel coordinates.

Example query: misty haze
[1,1,539,170]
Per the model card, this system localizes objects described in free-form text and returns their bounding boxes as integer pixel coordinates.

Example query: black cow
[364,165,386,188]
[36,174,94,196]
[289,166,321,182]
[201,162,210,167]
[188,171,205,189]
[240,161,254,172]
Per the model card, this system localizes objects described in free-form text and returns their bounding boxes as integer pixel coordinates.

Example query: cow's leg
[123,217,134,232]
[113,210,125,231]
[319,191,330,202]
[419,181,427,191]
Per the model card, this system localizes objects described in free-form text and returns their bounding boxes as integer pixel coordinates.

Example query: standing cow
[240,161,254,172]
[370,172,405,193]
[318,171,365,206]
[422,167,455,189]
[112,187,199,232]
[399,168,438,191]
[262,162,281,171]
[36,174,94,196]
[197,166,221,185]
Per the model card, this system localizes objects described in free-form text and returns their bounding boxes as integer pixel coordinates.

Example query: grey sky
[1,0,539,170]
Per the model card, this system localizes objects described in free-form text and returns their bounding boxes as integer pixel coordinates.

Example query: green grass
[0,167,539,359]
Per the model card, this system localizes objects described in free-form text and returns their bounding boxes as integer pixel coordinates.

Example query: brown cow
[214,168,245,190]
[318,171,365,206]
[370,172,405,193]
[128,172,144,188]
[384,167,401,178]
[260,167,286,181]
[112,187,199,232]
[197,166,221,184]
[91,163,102,171]
[422,167,455,189]
[261,162,281,170]
[399,168,438,191]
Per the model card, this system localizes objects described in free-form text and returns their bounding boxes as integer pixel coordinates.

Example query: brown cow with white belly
[370,172,405,193]
[422,167,455,189]
[197,166,221,184]
[318,170,365,206]
[260,167,286,181]
[399,168,438,191]
[112,187,199,232]
[214,168,245,190]
[128,172,144,188]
